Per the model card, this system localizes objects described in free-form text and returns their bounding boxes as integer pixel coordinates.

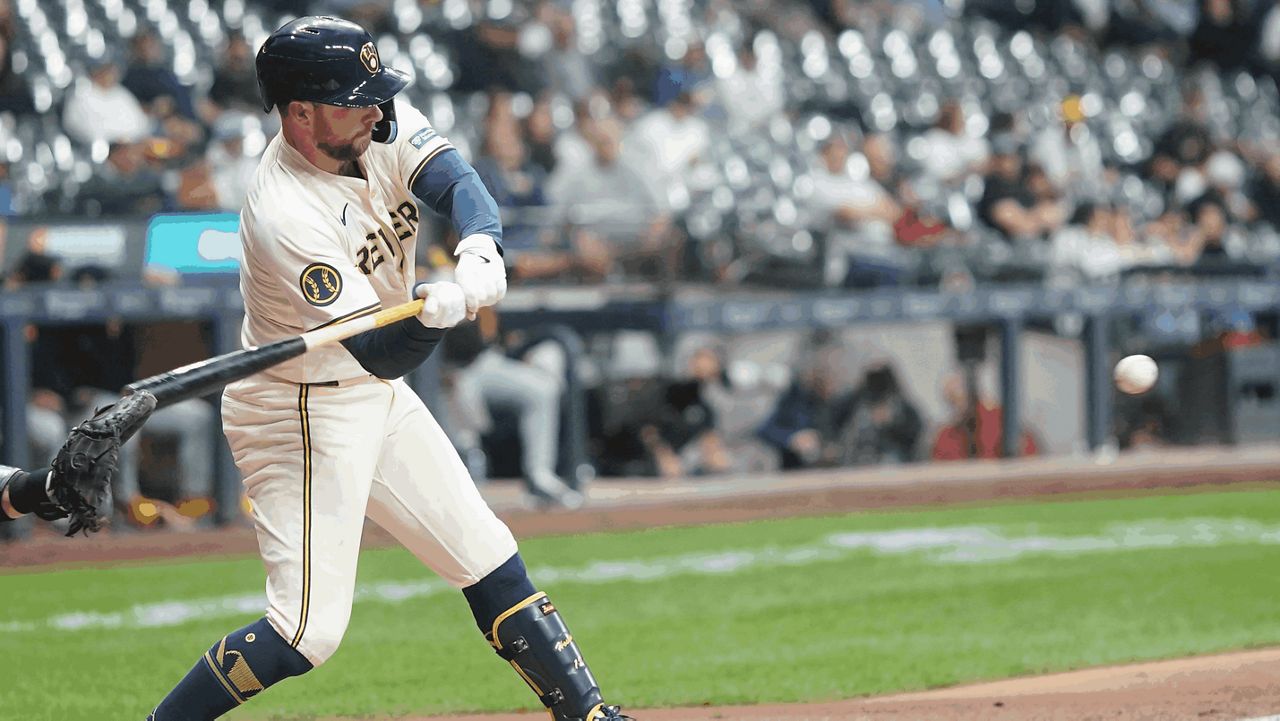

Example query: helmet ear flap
[371,98,398,143]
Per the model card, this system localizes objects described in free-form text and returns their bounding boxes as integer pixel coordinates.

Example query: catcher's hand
[49,391,157,536]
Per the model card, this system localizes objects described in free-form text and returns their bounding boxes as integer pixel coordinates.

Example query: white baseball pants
[222,374,518,666]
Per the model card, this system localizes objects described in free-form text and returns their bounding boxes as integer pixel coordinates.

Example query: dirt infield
[412,649,1280,720]
[6,444,1280,570]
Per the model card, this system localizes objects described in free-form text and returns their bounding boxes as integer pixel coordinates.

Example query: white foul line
[5,517,1280,634]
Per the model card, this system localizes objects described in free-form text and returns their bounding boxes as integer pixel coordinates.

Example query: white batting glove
[415,281,467,329]
[453,234,506,319]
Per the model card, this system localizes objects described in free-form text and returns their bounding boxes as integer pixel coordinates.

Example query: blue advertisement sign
[144,213,242,274]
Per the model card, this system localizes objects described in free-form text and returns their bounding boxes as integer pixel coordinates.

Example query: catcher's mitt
[49,390,157,536]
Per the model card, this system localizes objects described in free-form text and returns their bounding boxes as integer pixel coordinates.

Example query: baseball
[1114,354,1159,394]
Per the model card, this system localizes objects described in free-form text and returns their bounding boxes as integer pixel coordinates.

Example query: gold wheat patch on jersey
[300,263,342,306]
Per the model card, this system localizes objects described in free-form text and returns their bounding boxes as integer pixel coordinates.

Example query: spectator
[77,142,169,217]
[1201,150,1254,223]
[92,390,221,528]
[522,93,561,175]
[550,116,675,280]
[808,132,901,242]
[653,40,710,107]
[639,347,742,479]
[1186,192,1246,267]
[0,158,13,219]
[676,344,780,474]
[175,158,221,211]
[1154,86,1212,169]
[1188,0,1255,71]
[1249,153,1280,230]
[1050,202,1129,282]
[979,138,1067,242]
[9,227,63,286]
[450,8,535,93]
[206,114,258,211]
[442,310,584,508]
[1029,96,1105,194]
[1260,3,1280,75]
[622,90,710,210]
[62,57,151,145]
[607,73,649,122]
[805,131,904,286]
[473,122,551,252]
[1115,393,1172,450]
[918,100,989,184]
[541,4,599,100]
[321,0,394,35]
[144,94,206,162]
[756,346,856,470]
[590,331,694,478]
[839,363,924,465]
[0,31,32,116]
[1143,205,1198,265]
[931,371,1039,460]
[14,231,68,466]
[892,177,952,248]
[206,31,262,116]
[122,31,197,120]
[864,132,902,189]
[546,92,608,198]
[27,332,71,470]
[714,44,785,132]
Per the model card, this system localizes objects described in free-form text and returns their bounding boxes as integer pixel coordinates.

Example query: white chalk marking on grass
[827,518,1280,564]
[7,517,1280,633]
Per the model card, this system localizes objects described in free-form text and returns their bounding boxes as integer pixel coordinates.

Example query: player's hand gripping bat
[123,298,426,408]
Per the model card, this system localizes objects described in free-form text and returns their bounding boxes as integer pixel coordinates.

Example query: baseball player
[147,17,632,721]
[1,392,157,534]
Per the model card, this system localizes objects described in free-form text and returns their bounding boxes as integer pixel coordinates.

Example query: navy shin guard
[488,593,606,721]
[467,555,625,721]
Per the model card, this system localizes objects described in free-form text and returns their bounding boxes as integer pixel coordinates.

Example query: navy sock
[463,553,538,632]
[148,617,313,721]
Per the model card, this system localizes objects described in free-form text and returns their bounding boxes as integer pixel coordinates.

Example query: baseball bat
[123,298,426,408]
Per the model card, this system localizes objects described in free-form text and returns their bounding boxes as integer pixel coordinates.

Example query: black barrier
[2,276,1276,523]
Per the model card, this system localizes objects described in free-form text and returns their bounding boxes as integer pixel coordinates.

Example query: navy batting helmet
[256,16,409,143]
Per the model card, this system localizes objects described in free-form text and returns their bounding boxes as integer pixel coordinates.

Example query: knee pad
[489,593,604,721]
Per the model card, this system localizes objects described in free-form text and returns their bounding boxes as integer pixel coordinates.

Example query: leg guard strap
[489,592,605,721]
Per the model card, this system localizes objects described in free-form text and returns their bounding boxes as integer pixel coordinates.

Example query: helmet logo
[359,42,380,74]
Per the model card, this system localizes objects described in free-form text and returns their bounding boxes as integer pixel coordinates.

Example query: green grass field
[7,488,1280,721]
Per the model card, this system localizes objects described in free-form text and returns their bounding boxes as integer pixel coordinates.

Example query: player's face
[313,104,383,161]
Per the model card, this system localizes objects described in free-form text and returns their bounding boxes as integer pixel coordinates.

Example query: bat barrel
[124,337,306,408]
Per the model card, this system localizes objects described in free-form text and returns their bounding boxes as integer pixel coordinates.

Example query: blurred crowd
[438,309,1041,510]
[0,0,1279,289]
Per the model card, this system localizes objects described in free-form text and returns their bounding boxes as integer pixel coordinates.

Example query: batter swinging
[147,17,632,721]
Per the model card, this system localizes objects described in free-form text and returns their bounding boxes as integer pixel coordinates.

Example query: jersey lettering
[395,201,419,231]
[354,200,420,274]
[356,241,385,275]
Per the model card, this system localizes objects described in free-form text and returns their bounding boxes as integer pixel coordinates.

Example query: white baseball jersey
[238,101,453,383]
[224,102,518,668]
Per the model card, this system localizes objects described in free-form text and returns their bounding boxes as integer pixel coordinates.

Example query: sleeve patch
[409,127,438,149]
[299,263,343,306]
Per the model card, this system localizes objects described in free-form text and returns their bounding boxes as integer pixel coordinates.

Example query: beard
[318,133,371,161]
